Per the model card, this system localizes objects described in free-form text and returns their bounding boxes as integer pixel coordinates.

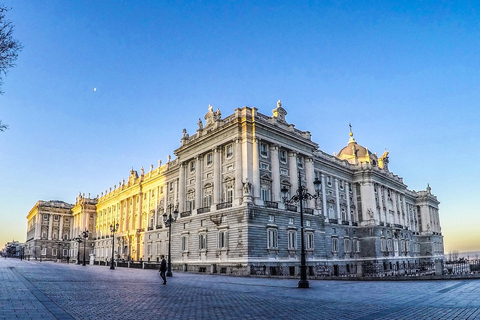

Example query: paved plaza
[1,258,480,319]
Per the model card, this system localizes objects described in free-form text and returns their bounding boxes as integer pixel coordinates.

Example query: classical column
[271,144,281,202]
[213,147,222,206]
[288,151,298,195]
[305,157,315,209]
[138,194,143,230]
[372,183,379,223]
[346,183,351,223]
[35,213,42,239]
[59,216,64,240]
[392,190,398,225]
[178,162,186,213]
[402,196,408,227]
[378,185,384,224]
[252,138,261,202]
[235,139,243,205]
[359,182,375,225]
[321,174,327,218]
[195,155,203,213]
[48,214,53,240]
[335,178,341,222]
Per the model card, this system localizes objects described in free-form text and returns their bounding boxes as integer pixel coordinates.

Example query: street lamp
[281,170,321,289]
[81,229,89,266]
[163,204,178,277]
[73,236,83,264]
[110,222,119,270]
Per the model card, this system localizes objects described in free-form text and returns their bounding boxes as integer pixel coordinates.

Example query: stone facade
[25,102,444,275]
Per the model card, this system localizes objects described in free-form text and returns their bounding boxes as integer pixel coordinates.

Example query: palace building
[25,102,444,276]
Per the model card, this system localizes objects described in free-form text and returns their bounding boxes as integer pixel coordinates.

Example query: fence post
[435,259,443,276]
[356,262,363,277]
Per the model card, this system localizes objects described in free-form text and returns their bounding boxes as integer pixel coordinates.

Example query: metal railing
[197,207,210,214]
[216,202,232,210]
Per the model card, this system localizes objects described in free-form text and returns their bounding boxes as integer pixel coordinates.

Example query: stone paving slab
[1,258,480,319]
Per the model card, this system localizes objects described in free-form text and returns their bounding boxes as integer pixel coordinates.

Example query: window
[206,153,213,165]
[41,248,47,255]
[289,217,294,224]
[305,220,311,227]
[43,214,49,220]
[199,234,207,250]
[226,187,233,203]
[187,190,195,211]
[260,143,268,157]
[267,229,278,249]
[306,232,314,250]
[169,182,174,191]
[52,248,57,256]
[280,168,288,175]
[218,230,228,249]
[63,249,68,256]
[297,156,304,168]
[190,161,195,172]
[65,218,69,222]
[327,176,332,186]
[344,238,351,253]
[354,239,360,253]
[332,238,338,252]
[147,244,151,255]
[279,150,287,163]
[226,144,233,158]
[260,162,270,170]
[203,185,213,208]
[387,239,392,251]
[268,214,275,222]
[182,236,188,251]
[288,231,297,249]
[54,215,59,221]
[381,238,387,251]
[261,187,271,202]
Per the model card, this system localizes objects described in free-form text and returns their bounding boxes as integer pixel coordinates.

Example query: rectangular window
[190,161,195,172]
[41,248,47,255]
[63,249,68,256]
[305,220,311,227]
[44,215,49,220]
[289,217,294,224]
[267,229,278,249]
[199,234,207,250]
[306,232,314,250]
[147,244,151,255]
[297,156,304,168]
[332,238,338,252]
[381,238,387,251]
[268,214,275,222]
[218,231,228,249]
[182,236,188,251]
[54,215,59,221]
[226,188,233,203]
[261,187,270,201]
[344,238,351,253]
[288,231,296,249]
[206,153,213,165]
[260,143,268,157]
[52,248,57,256]
[226,144,233,158]
[280,168,288,175]
[279,150,287,163]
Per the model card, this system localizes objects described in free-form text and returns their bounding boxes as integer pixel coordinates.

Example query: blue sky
[1,1,479,252]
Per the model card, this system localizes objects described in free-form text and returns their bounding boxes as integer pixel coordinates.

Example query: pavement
[1,258,480,319]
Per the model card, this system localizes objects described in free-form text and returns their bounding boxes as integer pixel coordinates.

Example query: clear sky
[1,1,478,253]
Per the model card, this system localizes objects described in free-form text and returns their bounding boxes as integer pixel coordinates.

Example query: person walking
[159,255,167,285]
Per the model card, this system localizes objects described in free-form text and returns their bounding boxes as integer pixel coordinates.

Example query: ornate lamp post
[163,204,178,277]
[81,229,89,266]
[281,170,321,288]
[73,236,83,264]
[110,222,119,270]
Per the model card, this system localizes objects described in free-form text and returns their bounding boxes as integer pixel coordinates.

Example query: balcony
[155,225,163,229]
[147,226,153,231]
[394,224,403,229]
[304,208,314,215]
[286,205,297,212]
[216,202,233,210]
[197,207,211,214]
[328,218,338,224]
[264,201,278,209]
[341,220,349,225]
[180,211,192,218]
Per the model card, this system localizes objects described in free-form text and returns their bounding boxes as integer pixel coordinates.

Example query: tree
[0,5,22,94]
[1,5,23,132]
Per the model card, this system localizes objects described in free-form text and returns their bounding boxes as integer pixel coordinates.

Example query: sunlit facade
[26,102,444,275]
